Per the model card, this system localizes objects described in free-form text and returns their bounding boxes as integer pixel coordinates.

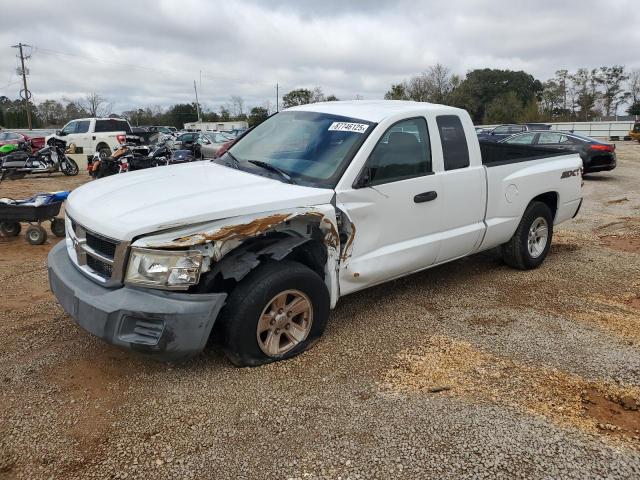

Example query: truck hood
[66,162,335,240]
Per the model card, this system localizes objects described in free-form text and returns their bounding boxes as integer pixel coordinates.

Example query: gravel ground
[1,145,640,479]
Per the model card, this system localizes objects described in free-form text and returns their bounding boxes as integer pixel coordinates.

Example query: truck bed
[479,141,572,167]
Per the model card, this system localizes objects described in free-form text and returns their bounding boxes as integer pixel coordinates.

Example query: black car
[477,123,551,143]
[499,131,616,173]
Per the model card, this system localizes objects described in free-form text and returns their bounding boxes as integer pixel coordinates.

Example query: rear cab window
[436,115,470,170]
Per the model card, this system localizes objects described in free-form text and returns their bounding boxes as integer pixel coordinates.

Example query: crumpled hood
[66,162,335,240]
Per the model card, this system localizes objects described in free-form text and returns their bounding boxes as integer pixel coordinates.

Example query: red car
[0,131,46,150]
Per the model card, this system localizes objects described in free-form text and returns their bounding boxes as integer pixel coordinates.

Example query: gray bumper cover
[48,241,226,361]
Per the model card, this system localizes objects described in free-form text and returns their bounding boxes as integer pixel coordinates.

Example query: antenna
[193,80,202,122]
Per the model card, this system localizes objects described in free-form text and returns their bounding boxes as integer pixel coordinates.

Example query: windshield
[227,111,375,188]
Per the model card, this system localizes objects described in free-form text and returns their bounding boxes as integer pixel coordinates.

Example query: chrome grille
[65,215,129,286]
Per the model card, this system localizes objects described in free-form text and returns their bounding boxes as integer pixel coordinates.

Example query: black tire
[60,157,79,176]
[501,201,553,270]
[219,260,330,367]
[0,222,21,237]
[98,146,111,159]
[25,225,47,245]
[50,218,66,237]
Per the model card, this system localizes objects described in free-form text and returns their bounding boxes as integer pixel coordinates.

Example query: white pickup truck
[46,117,133,159]
[48,101,583,366]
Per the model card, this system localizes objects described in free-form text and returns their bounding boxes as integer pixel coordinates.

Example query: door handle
[414,191,437,203]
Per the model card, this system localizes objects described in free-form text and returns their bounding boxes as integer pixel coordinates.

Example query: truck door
[73,120,92,153]
[336,117,442,295]
[432,115,485,263]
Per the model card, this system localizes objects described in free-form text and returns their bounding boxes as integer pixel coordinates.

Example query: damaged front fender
[132,206,342,307]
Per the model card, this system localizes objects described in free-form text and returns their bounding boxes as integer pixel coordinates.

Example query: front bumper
[48,241,227,361]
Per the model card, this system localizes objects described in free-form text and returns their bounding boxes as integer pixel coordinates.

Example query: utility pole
[276,83,279,112]
[193,80,202,122]
[11,43,32,130]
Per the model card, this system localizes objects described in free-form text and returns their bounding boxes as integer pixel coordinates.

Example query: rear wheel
[25,225,47,245]
[501,201,553,269]
[98,146,111,159]
[219,260,330,367]
[0,222,21,237]
[50,218,66,237]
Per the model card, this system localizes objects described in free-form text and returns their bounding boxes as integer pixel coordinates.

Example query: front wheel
[26,225,47,245]
[219,260,330,367]
[60,157,79,176]
[501,201,553,270]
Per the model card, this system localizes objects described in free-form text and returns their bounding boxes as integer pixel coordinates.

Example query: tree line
[1,66,638,130]
[384,64,640,124]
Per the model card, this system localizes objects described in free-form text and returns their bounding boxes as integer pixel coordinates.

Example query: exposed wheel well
[197,233,327,296]
[96,142,110,151]
[530,192,558,220]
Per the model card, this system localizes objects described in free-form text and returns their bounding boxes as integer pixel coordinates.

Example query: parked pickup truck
[46,117,133,160]
[48,101,583,366]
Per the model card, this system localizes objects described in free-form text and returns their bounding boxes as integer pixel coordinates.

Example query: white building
[183,121,248,132]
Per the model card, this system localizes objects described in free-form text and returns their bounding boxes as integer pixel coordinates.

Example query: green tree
[282,88,314,108]
[248,106,269,127]
[384,83,408,100]
[165,103,199,128]
[483,92,524,124]
[596,65,630,116]
[452,69,543,123]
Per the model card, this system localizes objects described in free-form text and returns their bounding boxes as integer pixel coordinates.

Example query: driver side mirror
[56,130,64,136]
[354,167,372,188]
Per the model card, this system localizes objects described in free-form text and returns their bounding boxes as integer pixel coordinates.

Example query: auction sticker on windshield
[328,122,369,133]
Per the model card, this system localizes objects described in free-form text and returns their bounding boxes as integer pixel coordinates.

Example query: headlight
[125,248,203,289]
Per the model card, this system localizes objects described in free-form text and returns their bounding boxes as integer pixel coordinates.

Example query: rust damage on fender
[168,213,292,247]
[150,210,341,253]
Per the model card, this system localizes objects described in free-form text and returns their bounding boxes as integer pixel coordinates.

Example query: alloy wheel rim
[256,289,313,356]
[528,217,548,258]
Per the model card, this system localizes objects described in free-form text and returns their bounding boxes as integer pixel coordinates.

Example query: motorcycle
[130,141,172,170]
[89,143,134,179]
[0,138,79,179]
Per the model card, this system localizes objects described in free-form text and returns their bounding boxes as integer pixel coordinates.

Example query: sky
[0,0,638,114]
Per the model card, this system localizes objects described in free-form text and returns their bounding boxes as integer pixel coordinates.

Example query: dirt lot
[1,144,640,479]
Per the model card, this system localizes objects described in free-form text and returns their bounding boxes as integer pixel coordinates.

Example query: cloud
[0,0,638,113]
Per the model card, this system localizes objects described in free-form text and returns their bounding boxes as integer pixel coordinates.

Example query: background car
[477,123,550,142]
[499,131,616,173]
[0,131,45,150]
[200,132,234,159]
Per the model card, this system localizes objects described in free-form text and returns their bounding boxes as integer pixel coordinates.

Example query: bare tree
[229,95,245,118]
[70,93,113,117]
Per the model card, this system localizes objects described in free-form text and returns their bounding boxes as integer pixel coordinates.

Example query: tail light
[117,134,126,144]
[590,144,614,152]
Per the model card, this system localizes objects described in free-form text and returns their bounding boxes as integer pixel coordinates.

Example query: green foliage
[628,102,640,115]
[248,107,269,127]
[452,69,542,123]
[384,83,408,100]
[282,88,314,108]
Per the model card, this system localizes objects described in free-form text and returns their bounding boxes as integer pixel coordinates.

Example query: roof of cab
[287,100,462,123]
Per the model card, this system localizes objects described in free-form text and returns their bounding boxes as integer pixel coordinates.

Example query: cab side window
[437,115,470,170]
[363,117,431,186]
[61,121,78,135]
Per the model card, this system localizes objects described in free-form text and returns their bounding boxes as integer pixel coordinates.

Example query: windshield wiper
[247,160,295,184]
[215,150,240,168]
